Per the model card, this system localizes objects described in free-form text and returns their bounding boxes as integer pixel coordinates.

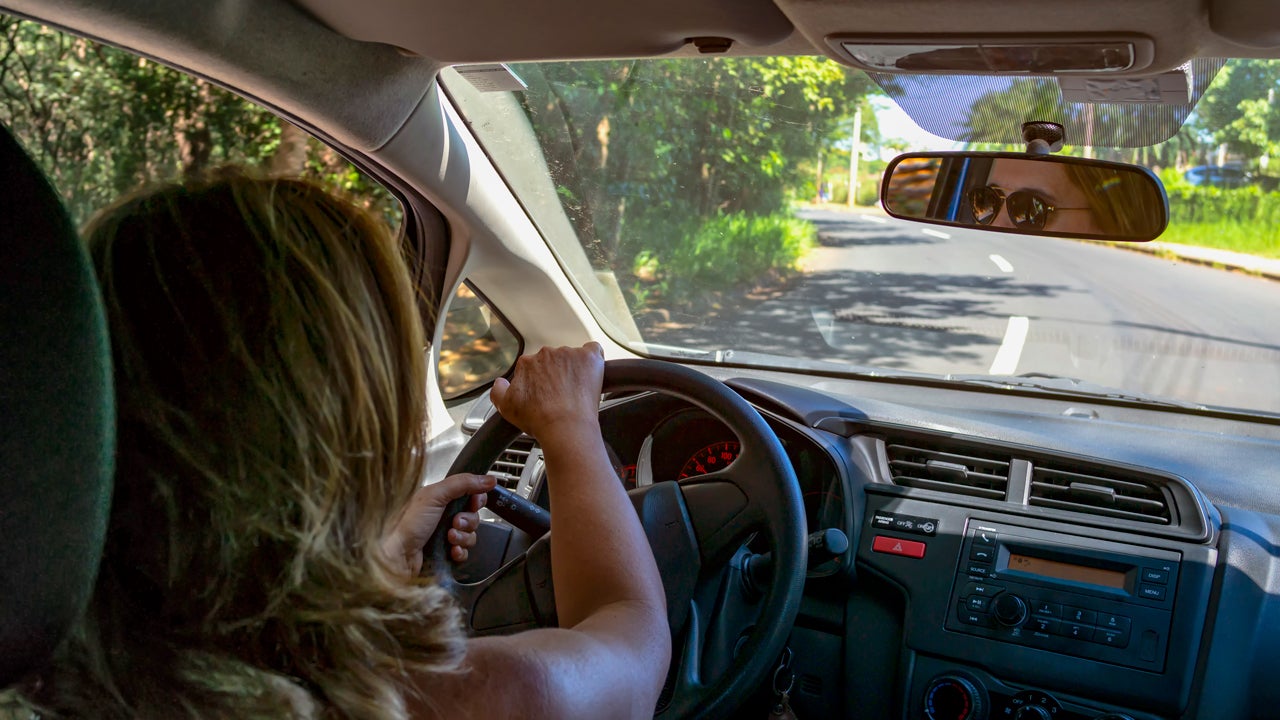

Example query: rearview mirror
[880,152,1168,241]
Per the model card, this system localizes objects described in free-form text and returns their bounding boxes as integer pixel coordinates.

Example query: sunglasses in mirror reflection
[880,153,1168,241]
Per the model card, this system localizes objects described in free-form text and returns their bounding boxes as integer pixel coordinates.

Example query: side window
[2,14,516,401]
[0,14,402,232]
[437,282,522,399]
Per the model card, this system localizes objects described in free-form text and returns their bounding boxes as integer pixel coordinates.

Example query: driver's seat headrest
[0,122,114,685]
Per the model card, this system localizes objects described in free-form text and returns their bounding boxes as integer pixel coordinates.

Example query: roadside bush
[1160,185,1280,257]
[1166,186,1280,226]
[626,211,815,308]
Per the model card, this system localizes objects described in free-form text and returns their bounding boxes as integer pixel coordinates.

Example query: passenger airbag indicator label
[871,510,938,536]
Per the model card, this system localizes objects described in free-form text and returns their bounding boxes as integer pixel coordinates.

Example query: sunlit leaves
[514,56,873,266]
[0,15,400,229]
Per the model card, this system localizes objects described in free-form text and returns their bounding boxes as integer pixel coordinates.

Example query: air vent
[488,437,535,489]
[885,441,1010,500]
[1029,465,1171,525]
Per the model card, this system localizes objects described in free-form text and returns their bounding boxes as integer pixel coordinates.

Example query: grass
[625,210,817,312]
[1158,221,1280,259]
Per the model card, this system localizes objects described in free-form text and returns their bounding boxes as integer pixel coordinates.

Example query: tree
[0,14,400,228]
[514,56,877,271]
[1195,59,1280,160]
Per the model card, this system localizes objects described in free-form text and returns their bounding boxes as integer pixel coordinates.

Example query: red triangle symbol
[893,542,904,552]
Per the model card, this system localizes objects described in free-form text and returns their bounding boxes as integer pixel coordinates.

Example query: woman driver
[17,172,670,718]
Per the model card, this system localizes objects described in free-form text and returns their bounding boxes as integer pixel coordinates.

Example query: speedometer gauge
[678,440,740,478]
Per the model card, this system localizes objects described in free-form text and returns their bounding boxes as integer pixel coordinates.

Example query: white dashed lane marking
[989,254,1014,273]
[989,316,1030,375]
[921,228,951,239]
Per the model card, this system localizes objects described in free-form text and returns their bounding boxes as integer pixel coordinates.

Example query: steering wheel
[424,359,807,719]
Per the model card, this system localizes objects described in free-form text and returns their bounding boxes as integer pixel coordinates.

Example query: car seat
[0,121,114,685]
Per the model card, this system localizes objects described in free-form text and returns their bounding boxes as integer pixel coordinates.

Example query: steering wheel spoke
[448,534,556,635]
[678,478,757,568]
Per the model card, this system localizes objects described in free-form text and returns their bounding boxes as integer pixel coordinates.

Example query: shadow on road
[642,266,1080,370]
[804,210,940,249]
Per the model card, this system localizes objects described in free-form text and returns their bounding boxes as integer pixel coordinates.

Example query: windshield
[443,58,1280,417]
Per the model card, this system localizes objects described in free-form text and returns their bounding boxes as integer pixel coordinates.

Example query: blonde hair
[22,172,462,718]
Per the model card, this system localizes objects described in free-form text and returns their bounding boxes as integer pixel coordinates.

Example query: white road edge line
[858,215,888,224]
[988,253,1014,273]
[989,316,1030,375]
[922,228,951,239]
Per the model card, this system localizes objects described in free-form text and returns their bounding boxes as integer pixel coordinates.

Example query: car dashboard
[452,365,1280,720]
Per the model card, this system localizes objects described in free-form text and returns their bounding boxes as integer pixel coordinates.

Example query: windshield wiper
[945,372,1209,410]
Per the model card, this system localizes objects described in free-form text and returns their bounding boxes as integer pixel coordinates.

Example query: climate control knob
[992,593,1029,626]
[923,675,986,720]
[1014,706,1052,720]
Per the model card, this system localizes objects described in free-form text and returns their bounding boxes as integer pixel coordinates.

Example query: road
[645,208,1280,413]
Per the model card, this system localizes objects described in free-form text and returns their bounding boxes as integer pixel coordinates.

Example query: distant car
[1183,164,1251,188]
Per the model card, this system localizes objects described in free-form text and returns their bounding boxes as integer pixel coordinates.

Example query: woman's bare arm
[413,344,670,719]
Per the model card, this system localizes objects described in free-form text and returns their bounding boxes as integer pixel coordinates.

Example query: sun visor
[867,58,1225,147]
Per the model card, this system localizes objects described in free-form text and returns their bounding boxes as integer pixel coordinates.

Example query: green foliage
[626,212,815,307]
[1195,59,1280,159]
[1166,186,1280,226]
[511,57,874,300]
[0,15,399,228]
[1160,221,1280,258]
[1160,186,1280,257]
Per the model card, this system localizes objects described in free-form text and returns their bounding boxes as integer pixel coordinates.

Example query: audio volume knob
[1014,706,1052,720]
[992,593,1028,626]
[923,675,986,720]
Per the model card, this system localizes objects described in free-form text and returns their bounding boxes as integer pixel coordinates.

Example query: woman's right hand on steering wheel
[489,342,604,444]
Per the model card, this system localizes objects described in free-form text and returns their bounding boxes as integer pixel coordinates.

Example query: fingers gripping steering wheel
[424,359,807,719]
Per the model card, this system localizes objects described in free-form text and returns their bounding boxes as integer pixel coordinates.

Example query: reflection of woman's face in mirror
[986,159,1105,235]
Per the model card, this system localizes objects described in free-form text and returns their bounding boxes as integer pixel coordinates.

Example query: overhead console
[837,422,1218,720]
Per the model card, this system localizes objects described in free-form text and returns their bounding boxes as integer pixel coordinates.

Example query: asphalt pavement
[646,208,1280,413]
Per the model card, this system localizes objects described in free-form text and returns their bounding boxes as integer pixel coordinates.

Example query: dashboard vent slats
[488,437,535,489]
[886,442,1010,500]
[1029,466,1171,525]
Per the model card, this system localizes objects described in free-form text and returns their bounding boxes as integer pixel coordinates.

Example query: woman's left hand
[384,473,498,576]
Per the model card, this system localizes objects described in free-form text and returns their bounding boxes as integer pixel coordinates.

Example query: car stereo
[946,520,1180,673]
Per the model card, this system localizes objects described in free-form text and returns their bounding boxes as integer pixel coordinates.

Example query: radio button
[1058,622,1094,642]
[966,563,993,577]
[958,604,993,627]
[1097,614,1132,633]
[969,546,995,563]
[1094,627,1131,648]
[1063,606,1096,625]
[1138,583,1167,601]
[1031,601,1060,618]
[966,595,991,612]
[963,582,1002,597]
[1028,617,1057,635]
[973,529,998,546]
[1141,568,1170,585]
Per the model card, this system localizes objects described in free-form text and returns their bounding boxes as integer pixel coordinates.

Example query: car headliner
[10,0,1280,159]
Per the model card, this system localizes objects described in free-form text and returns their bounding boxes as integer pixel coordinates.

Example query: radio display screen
[1007,553,1127,589]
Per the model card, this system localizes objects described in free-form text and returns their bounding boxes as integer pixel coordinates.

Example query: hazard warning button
[872,535,927,559]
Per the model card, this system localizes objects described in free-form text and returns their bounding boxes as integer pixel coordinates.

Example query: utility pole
[815,150,824,203]
[848,105,863,207]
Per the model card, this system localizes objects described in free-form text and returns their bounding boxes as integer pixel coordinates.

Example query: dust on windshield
[446,57,1280,416]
